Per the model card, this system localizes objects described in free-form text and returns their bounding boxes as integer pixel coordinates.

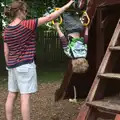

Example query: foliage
[0,0,66,30]
[25,0,66,29]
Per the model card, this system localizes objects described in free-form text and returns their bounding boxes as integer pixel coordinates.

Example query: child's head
[72,58,89,73]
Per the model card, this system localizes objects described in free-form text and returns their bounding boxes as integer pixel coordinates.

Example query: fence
[36,29,67,66]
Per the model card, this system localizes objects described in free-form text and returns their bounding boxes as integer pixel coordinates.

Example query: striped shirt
[3,19,38,68]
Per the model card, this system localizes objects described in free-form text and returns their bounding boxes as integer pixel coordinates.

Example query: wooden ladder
[76,19,120,120]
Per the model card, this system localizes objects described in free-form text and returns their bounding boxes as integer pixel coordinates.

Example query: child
[54,12,89,73]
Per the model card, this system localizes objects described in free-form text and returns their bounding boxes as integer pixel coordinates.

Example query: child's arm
[54,23,65,37]
[54,23,68,48]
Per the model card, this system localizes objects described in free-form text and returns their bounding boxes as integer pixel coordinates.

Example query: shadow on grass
[0,70,8,87]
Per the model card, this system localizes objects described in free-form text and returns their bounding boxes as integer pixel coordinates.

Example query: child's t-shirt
[59,36,87,58]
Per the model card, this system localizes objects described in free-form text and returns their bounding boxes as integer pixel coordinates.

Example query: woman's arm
[4,43,9,64]
[37,0,74,26]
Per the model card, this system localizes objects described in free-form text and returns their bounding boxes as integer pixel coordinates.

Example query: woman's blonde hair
[4,0,27,20]
[72,58,89,73]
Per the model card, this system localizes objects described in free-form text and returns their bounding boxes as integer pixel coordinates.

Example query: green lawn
[37,62,67,83]
[0,62,67,86]
[37,70,64,83]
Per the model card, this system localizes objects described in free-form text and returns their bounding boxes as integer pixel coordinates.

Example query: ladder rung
[98,73,120,80]
[109,46,120,51]
[87,100,120,113]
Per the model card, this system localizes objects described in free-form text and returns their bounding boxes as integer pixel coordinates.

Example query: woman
[3,0,74,120]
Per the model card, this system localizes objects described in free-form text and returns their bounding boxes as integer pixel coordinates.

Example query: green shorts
[7,62,37,94]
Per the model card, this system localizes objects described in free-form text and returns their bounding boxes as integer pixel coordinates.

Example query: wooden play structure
[55,0,120,119]
[55,0,120,99]
[76,18,120,120]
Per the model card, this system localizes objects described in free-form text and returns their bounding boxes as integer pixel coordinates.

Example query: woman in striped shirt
[3,0,74,120]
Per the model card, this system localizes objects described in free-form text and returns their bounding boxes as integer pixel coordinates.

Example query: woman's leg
[5,92,18,120]
[21,94,31,120]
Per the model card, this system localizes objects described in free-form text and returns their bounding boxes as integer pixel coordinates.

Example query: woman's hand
[65,0,74,9]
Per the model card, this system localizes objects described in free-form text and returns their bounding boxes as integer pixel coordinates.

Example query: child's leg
[84,27,88,44]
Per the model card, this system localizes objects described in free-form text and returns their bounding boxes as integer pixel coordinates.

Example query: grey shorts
[7,62,37,94]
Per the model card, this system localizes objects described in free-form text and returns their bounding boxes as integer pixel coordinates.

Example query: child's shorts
[7,62,37,94]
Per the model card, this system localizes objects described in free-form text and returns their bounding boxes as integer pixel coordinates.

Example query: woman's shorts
[7,62,37,94]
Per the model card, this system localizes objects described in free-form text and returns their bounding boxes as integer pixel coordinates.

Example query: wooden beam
[98,73,120,80]
[87,101,120,113]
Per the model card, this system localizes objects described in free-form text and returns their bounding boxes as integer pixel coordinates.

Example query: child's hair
[4,0,27,20]
[72,58,89,73]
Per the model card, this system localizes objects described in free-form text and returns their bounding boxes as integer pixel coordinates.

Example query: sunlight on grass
[37,62,67,83]
[37,71,64,83]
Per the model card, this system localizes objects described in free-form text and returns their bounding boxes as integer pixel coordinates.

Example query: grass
[0,62,67,85]
[37,71,64,83]
[37,62,67,83]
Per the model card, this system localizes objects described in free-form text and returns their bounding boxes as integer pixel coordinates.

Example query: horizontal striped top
[3,19,38,68]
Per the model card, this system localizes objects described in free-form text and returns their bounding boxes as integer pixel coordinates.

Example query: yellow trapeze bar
[80,11,90,27]
[52,8,63,25]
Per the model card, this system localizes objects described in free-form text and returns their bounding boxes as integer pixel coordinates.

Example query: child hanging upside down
[54,12,89,73]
